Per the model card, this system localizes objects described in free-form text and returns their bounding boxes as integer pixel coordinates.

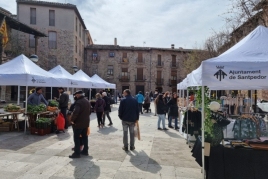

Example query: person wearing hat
[54,87,69,129]
[27,87,48,106]
[69,90,91,158]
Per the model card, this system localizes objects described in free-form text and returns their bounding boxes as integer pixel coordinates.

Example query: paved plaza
[0,103,201,179]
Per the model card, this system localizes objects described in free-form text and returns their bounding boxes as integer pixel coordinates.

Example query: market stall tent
[72,70,105,89]
[48,65,93,88]
[91,74,116,89]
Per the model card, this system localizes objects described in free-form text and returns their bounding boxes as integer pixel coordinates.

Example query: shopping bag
[55,112,65,131]
[135,121,141,140]
[87,127,90,136]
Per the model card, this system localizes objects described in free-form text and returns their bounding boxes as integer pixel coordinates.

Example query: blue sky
[1,0,231,49]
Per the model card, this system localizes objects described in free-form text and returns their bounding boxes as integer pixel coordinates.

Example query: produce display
[4,104,21,112]
[27,104,47,114]
[35,118,51,129]
[47,106,58,111]
[48,100,59,107]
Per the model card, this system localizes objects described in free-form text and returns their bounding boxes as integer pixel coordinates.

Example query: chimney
[171,44,174,49]
[114,38,117,46]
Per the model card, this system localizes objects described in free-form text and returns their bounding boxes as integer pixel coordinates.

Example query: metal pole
[51,87,52,100]
[17,86,20,105]
[24,86,28,134]
[186,88,189,144]
[201,86,205,179]
[89,88,91,100]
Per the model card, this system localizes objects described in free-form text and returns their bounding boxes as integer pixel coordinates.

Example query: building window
[109,52,115,57]
[29,34,35,48]
[30,8,36,25]
[123,52,127,58]
[157,55,161,65]
[79,41,81,57]
[48,31,57,49]
[49,10,55,26]
[75,36,77,53]
[171,71,177,80]
[121,68,128,76]
[137,68,143,80]
[75,17,78,32]
[107,65,114,75]
[79,24,81,37]
[172,55,176,66]
[138,52,143,62]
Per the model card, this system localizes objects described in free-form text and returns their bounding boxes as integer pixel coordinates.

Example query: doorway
[122,86,129,93]
[136,85,144,95]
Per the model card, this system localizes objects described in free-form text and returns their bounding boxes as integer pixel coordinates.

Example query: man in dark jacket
[118,89,139,151]
[69,90,91,158]
[55,87,69,129]
[102,92,113,126]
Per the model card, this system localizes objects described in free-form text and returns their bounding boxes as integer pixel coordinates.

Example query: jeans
[138,103,143,113]
[168,116,178,128]
[96,112,103,126]
[122,121,135,148]
[158,114,166,128]
[60,107,68,128]
[73,128,88,155]
[103,110,112,124]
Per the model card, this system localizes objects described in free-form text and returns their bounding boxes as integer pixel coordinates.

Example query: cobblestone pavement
[0,103,201,179]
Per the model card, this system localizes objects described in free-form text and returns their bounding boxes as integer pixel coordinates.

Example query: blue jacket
[136,94,144,104]
[118,95,139,122]
[27,92,48,106]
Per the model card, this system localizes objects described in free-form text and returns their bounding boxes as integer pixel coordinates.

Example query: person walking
[119,89,139,151]
[167,92,179,129]
[102,92,113,126]
[55,87,69,129]
[136,91,144,114]
[69,90,91,158]
[163,91,171,119]
[27,87,48,106]
[153,90,159,116]
[94,93,106,128]
[143,92,151,113]
[156,94,168,130]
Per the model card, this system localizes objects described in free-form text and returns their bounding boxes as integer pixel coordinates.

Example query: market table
[0,111,24,131]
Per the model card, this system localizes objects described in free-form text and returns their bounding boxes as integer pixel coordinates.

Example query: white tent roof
[73,70,103,88]
[0,54,69,87]
[49,65,93,88]
[178,25,268,90]
[91,74,116,89]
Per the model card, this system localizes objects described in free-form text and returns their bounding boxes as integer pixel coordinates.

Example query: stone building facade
[16,0,93,72]
[85,41,200,94]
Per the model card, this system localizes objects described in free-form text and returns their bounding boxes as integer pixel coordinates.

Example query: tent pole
[186,88,189,144]
[24,86,28,134]
[51,87,52,100]
[89,88,91,100]
[201,86,205,179]
[17,86,20,105]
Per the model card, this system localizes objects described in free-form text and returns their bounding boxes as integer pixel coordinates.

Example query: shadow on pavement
[70,156,101,179]
[97,126,118,135]
[164,130,183,139]
[128,150,162,173]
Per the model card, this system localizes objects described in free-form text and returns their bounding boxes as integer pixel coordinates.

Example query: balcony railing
[136,58,145,64]
[119,57,129,64]
[135,75,146,82]
[155,78,164,86]
[119,73,130,82]
[92,56,100,63]
[170,62,179,68]
[156,62,164,68]
[169,79,178,86]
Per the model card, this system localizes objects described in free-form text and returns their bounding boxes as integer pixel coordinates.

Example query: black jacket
[103,96,111,112]
[71,96,91,129]
[156,100,167,114]
[57,92,69,108]
[167,98,179,117]
[118,95,139,122]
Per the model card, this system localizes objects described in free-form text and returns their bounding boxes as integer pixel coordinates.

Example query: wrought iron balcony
[156,62,164,68]
[92,56,100,63]
[136,58,145,64]
[170,62,179,68]
[135,75,146,82]
[119,73,130,82]
[119,57,129,64]
[155,78,164,86]
[169,79,178,86]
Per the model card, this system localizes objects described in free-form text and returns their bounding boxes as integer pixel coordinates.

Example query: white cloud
[1,0,230,49]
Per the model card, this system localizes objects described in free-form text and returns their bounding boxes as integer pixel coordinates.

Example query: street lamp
[29,54,38,63]
[72,66,78,73]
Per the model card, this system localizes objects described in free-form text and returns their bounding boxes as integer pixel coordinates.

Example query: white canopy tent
[49,65,93,88]
[91,74,116,89]
[0,54,76,133]
[72,70,103,89]
[177,25,268,179]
